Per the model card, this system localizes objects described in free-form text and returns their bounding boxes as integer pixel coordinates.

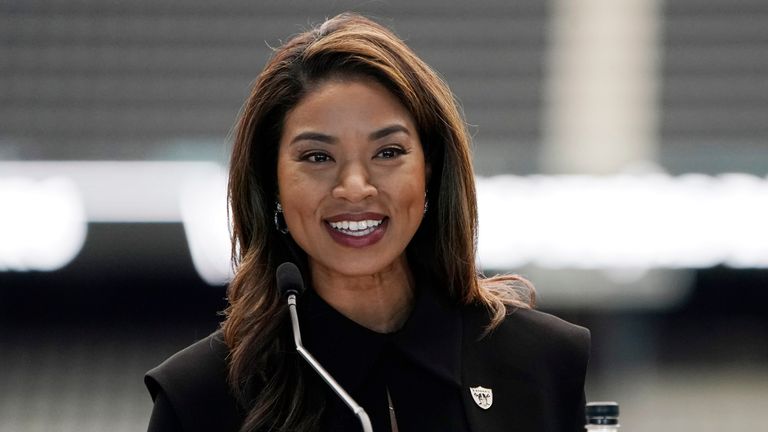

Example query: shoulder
[502,307,590,354]
[463,303,590,378]
[460,303,589,431]
[145,330,230,401]
[145,330,243,431]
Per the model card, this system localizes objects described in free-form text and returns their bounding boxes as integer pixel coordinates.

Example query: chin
[312,254,406,279]
[330,263,391,278]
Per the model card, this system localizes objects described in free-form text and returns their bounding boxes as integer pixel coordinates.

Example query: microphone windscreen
[276,262,305,297]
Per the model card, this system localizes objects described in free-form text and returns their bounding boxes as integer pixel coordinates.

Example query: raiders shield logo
[469,386,493,409]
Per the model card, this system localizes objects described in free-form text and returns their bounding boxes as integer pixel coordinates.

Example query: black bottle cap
[586,402,619,425]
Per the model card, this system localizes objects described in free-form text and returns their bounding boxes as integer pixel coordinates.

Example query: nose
[331,161,377,202]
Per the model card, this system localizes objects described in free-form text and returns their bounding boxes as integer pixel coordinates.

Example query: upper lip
[325,212,386,223]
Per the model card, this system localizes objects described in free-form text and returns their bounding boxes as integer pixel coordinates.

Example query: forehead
[282,76,417,135]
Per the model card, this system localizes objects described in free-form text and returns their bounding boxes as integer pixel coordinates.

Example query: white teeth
[329,219,383,234]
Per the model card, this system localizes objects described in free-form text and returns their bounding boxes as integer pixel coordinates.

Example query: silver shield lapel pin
[469,386,493,409]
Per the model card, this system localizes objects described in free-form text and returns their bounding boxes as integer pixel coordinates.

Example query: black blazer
[145,305,589,432]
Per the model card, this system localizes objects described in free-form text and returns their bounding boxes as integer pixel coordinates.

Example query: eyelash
[301,151,333,163]
[299,146,408,163]
[376,146,407,159]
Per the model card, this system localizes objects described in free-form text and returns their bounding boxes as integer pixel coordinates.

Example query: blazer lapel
[460,305,510,431]
[460,305,549,432]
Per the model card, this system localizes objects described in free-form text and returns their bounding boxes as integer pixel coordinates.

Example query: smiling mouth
[327,218,385,237]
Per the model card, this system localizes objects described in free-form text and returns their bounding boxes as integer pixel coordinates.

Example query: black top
[148,285,470,431]
[145,284,590,432]
[299,284,470,431]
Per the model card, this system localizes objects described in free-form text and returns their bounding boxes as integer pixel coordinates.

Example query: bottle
[585,401,620,431]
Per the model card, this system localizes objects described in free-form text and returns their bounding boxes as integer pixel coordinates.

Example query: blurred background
[1,0,767,431]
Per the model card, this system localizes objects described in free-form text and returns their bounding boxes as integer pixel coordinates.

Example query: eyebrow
[289,131,337,145]
[369,124,411,141]
[289,124,410,146]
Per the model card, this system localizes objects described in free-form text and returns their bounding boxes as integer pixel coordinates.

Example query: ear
[425,162,432,185]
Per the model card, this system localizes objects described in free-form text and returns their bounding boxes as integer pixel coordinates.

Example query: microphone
[276,263,373,432]
[276,261,304,297]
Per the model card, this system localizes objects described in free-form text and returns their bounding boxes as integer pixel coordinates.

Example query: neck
[310,257,415,333]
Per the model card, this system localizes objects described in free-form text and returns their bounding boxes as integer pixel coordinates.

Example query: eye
[376,146,406,159]
[301,151,333,163]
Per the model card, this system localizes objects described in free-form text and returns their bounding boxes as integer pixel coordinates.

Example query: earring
[274,202,289,234]
[423,192,429,214]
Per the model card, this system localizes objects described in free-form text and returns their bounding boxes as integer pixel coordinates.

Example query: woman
[146,13,589,432]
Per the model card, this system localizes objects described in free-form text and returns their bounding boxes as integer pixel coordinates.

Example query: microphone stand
[286,293,373,432]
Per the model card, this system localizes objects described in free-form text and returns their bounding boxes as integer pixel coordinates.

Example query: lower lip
[325,219,388,248]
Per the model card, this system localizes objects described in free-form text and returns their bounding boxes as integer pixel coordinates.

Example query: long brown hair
[223,12,533,431]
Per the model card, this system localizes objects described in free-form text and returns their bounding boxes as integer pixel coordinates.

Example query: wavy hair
[223,12,534,432]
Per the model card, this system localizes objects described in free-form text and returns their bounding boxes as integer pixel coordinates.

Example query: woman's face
[277,77,428,279]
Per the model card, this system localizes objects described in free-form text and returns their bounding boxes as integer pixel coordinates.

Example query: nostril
[332,178,378,201]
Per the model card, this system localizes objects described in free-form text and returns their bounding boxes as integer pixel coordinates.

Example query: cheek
[276,154,306,200]
[280,176,315,211]
[275,152,293,196]
[390,177,426,214]
[277,168,326,230]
